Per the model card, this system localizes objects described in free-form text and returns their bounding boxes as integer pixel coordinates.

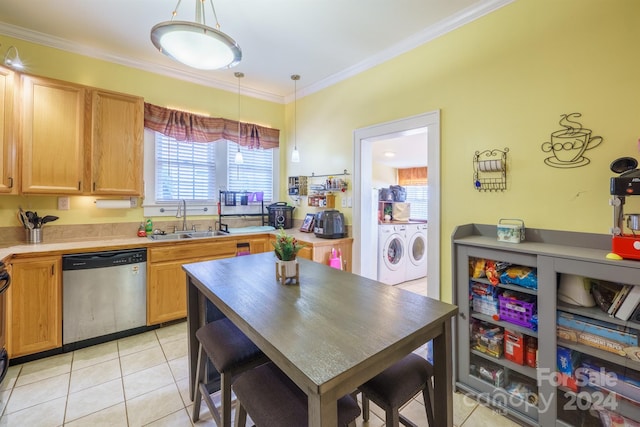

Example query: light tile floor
[0,278,521,427]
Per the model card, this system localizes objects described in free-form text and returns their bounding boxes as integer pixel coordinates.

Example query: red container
[504,329,524,365]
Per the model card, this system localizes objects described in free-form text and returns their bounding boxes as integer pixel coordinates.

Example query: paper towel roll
[95,199,131,209]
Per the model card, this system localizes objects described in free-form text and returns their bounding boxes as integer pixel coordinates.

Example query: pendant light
[151,0,241,70]
[291,74,301,163]
[3,45,24,70]
[234,72,244,164]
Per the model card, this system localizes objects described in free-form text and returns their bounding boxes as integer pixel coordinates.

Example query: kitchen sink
[148,230,228,241]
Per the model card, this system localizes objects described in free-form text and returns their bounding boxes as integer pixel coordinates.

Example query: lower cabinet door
[147,261,188,325]
[9,256,62,358]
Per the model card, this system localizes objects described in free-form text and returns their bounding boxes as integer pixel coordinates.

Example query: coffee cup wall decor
[541,113,604,168]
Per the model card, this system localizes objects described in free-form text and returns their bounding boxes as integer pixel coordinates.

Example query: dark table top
[183,252,458,397]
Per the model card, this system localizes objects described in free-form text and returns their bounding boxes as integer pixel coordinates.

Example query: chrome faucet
[176,199,188,231]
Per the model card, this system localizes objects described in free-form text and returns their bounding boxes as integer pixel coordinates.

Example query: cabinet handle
[78,181,82,191]
[8,177,13,188]
[51,265,54,276]
[93,182,96,191]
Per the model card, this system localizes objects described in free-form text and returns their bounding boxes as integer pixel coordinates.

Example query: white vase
[277,259,298,278]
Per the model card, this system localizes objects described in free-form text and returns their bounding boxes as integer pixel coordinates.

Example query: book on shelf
[629,302,640,325]
[608,284,633,316]
[615,285,640,321]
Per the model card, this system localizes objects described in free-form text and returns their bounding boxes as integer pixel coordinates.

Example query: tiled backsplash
[0,216,271,245]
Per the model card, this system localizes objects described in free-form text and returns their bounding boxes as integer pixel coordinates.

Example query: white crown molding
[0,22,284,104]
[288,0,515,102]
[1,0,513,105]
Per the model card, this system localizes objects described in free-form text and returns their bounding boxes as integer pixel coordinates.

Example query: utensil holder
[25,228,42,244]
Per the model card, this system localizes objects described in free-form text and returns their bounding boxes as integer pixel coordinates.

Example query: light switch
[341,197,347,208]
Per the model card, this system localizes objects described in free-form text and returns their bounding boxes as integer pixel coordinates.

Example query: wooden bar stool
[233,362,361,427]
[192,318,269,427]
[358,353,435,427]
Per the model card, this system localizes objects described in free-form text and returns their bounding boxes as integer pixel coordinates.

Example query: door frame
[353,111,440,299]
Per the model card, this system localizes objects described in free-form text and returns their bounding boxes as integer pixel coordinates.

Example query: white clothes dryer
[406,223,428,281]
[378,224,407,285]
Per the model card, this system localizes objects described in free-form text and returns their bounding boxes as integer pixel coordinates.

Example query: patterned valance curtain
[398,167,428,186]
[143,103,280,149]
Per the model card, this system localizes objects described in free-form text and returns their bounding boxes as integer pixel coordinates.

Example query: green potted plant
[272,229,304,280]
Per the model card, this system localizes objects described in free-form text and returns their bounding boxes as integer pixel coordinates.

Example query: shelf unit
[218,190,268,229]
[453,224,640,426]
[287,170,350,208]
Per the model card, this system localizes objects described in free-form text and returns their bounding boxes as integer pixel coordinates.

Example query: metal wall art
[473,148,508,191]
[541,113,603,168]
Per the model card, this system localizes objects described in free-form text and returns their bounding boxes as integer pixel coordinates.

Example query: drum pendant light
[234,72,244,164]
[151,0,241,70]
[291,74,301,163]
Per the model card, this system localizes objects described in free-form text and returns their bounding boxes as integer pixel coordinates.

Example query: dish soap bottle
[145,219,153,234]
[137,222,147,237]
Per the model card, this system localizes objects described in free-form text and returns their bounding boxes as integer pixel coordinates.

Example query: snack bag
[470,258,486,278]
[500,266,538,290]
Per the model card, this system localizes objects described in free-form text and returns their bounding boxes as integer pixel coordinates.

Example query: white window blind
[405,185,428,221]
[155,134,217,202]
[226,142,273,202]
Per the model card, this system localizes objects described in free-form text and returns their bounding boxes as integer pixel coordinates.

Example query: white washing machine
[378,224,407,285]
[406,223,428,281]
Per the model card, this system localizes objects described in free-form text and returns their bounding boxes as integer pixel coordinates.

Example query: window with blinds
[398,167,428,221]
[406,185,428,221]
[155,134,217,202]
[226,142,273,202]
[152,133,275,209]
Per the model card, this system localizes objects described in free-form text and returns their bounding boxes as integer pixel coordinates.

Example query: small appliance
[558,274,595,307]
[609,157,640,260]
[314,210,346,239]
[267,202,294,229]
[378,224,406,285]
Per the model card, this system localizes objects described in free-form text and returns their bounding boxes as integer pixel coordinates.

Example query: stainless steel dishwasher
[62,248,147,349]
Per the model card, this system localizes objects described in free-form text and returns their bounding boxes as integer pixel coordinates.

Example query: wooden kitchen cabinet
[7,256,62,358]
[21,75,86,194]
[0,66,17,194]
[312,238,353,272]
[147,239,238,325]
[89,90,144,195]
[269,234,352,270]
[297,246,313,260]
[236,235,270,254]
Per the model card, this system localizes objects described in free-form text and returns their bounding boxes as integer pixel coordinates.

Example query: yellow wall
[285,0,640,301]
[2,0,639,302]
[0,35,285,226]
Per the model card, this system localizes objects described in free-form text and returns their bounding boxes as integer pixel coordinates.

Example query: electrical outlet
[341,197,347,208]
[58,196,70,210]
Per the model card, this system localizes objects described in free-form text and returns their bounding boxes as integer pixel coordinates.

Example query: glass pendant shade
[151,0,241,70]
[3,46,24,70]
[235,148,244,164]
[291,147,300,163]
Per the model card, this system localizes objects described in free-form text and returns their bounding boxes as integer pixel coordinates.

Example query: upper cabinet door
[21,75,86,194]
[0,66,17,194]
[90,90,144,196]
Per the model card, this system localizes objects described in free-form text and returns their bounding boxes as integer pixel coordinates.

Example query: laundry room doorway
[353,111,440,300]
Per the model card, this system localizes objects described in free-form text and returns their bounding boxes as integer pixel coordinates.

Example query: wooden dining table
[183,252,458,427]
